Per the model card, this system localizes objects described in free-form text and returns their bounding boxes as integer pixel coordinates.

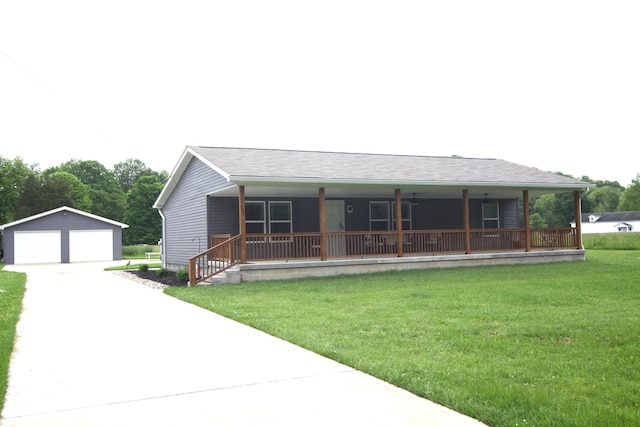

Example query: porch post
[319,187,327,261]
[523,190,531,252]
[395,188,403,257]
[574,191,583,249]
[463,190,471,254]
[238,185,247,264]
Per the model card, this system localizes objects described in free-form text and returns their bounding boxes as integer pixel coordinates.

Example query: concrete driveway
[1,262,486,426]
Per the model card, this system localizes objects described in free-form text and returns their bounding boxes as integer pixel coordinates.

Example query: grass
[165,250,640,427]
[582,232,640,250]
[0,264,27,417]
[121,245,161,260]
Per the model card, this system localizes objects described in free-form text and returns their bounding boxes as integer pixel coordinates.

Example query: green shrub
[176,268,189,282]
[138,264,149,272]
[156,268,169,277]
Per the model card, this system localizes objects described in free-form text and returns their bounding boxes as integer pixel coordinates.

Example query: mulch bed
[125,269,189,287]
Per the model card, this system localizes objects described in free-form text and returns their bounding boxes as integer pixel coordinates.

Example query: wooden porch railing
[245,228,579,260]
[530,227,578,249]
[246,233,322,260]
[189,234,242,285]
[189,228,580,285]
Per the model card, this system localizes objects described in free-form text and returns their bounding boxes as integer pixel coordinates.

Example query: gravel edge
[113,270,169,290]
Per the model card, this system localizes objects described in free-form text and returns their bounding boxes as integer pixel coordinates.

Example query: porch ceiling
[208,182,577,200]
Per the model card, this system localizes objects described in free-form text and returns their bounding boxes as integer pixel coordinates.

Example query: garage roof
[0,206,129,230]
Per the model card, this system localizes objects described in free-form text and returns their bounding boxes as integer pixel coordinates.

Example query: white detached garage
[1,206,128,264]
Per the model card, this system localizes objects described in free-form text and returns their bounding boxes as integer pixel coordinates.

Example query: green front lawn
[165,250,640,427]
[0,265,27,417]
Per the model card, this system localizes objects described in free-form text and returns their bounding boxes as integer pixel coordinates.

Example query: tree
[50,159,126,220]
[529,212,547,228]
[123,175,164,245]
[15,171,91,218]
[89,189,126,222]
[55,159,121,192]
[532,194,555,227]
[618,174,640,211]
[584,186,622,213]
[0,156,35,224]
[113,158,166,193]
[532,192,576,227]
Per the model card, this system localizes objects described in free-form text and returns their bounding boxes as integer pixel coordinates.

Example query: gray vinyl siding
[204,196,519,237]
[342,198,465,231]
[415,199,464,230]
[2,210,122,264]
[502,198,519,228]
[207,197,321,236]
[169,192,521,269]
[162,157,230,270]
[208,197,239,235]
[344,197,516,231]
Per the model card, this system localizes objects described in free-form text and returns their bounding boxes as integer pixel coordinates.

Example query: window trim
[245,201,266,234]
[268,201,293,241]
[482,201,500,230]
[369,201,390,231]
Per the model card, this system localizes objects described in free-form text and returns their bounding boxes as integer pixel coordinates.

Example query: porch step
[198,267,241,285]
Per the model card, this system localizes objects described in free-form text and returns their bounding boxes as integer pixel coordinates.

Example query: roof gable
[0,206,128,230]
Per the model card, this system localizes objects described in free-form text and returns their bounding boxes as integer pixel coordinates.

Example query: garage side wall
[3,211,123,264]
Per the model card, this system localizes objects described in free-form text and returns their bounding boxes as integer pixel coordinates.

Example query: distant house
[154,146,593,284]
[571,211,640,234]
[0,206,128,264]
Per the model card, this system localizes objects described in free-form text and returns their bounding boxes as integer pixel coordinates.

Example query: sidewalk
[1,262,487,426]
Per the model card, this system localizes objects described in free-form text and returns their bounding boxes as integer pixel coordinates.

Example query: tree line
[528,173,640,228]
[2,155,640,245]
[0,156,167,245]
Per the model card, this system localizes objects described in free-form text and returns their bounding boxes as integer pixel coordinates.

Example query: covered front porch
[188,187,585,285]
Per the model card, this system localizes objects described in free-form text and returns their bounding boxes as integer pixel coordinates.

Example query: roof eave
[230,176,593,192]
[0,206,128,230]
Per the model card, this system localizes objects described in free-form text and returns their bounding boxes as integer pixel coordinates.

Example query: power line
[0,48,50,92]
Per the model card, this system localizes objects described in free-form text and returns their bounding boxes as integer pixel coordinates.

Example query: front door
[325,200,345,256]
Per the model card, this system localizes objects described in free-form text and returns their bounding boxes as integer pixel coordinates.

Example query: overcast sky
[1,1,638,186]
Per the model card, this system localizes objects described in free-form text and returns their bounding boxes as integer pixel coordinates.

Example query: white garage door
[69,229,114,262]
[14,231,62,264]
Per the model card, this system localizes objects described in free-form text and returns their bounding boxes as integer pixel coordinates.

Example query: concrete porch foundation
[210,250,586,284]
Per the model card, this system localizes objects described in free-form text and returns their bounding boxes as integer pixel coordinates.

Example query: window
[245,202,265,234]
[369,202,390,231]
[370,201,412,231]
[482,201,500,229]
[391,202,412,230]
[269,201,292,234]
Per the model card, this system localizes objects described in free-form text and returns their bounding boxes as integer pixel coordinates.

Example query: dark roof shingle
[190,146,587,186]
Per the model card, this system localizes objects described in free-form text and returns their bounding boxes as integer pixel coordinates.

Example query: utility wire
[0,48,50,92]
[0,47,114,142]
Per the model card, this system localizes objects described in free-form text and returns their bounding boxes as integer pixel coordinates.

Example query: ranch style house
[154,146,593,285]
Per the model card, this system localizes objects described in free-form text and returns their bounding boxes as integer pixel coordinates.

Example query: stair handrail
[188,234,242,286]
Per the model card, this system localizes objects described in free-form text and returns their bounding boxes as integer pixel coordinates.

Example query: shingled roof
[581,211,640,223]
[189,146,588,186]
[155,146,592,207]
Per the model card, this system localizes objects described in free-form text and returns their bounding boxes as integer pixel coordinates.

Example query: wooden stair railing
[188,234,241,286]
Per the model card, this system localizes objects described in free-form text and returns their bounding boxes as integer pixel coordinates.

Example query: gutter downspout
[158,208,166,268]
[576,186,591,250]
